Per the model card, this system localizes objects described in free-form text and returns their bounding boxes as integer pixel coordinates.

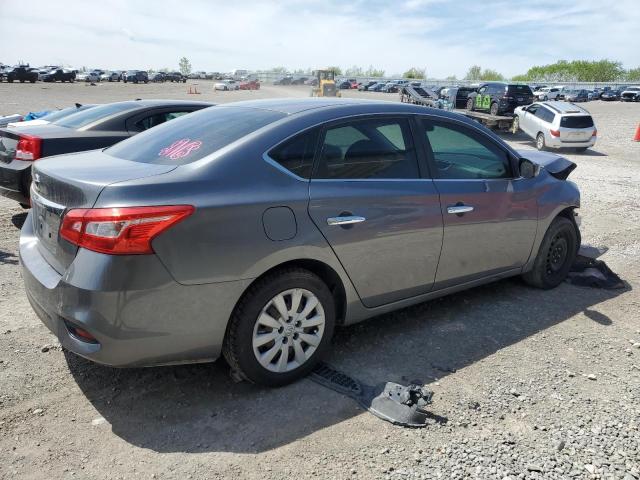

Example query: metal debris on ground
[310,363,435,428]
[567,245,624,289]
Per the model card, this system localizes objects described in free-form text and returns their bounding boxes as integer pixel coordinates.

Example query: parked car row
[0,64,191,85]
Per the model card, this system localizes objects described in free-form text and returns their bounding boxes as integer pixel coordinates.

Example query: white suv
[533,86,563,101]
[513,101,597,152]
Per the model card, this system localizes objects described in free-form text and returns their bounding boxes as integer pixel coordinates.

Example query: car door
[417,117,538,288]
[520,104,540,136]
[308,116,444,308]
[475,86,489,110]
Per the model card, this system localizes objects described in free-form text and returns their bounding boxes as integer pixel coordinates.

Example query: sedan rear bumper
[0,159,32,204]
[20,212,251,367]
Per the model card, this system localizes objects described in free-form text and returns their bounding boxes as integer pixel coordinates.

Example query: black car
[447,86,478,109]
[42,69,76,83]
[0,100,213,205]
[2,65,38,83]
[467,83,534,115]
[149,72,166,82]
[337,80,352,90]
[123,70,149,83]
[164,72,187,83]
[600,89,621,101]
[273,76,293,85]
[358,81,377,91]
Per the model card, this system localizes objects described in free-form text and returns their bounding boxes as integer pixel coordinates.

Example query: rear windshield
[560,116,594,128]
[40,105,96,122]
[507,85,533,95]
[106,106,286,165]
[54,102,138,129]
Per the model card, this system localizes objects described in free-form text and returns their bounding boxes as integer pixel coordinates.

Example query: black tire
[466,97,474,111]
[223,268,336,387]
[30,79,36,83]
[20,79,25,83]
[536,132,546,151]
[7,78,14,83]
[20,203,30,209]
[490,102,499,116]
[575,147,588,153]
[522,216,578,289]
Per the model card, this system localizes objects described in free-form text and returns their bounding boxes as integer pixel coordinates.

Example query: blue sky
[0,0,637,78]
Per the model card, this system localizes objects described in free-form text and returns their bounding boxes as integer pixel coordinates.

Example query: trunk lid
[30,150,177,273]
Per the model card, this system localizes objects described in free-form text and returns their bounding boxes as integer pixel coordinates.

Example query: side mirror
[519,158,539,179]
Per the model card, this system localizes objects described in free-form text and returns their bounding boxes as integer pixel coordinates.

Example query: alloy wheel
[252,288,325,373]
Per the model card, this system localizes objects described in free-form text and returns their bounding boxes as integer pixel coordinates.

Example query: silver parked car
[21,99,581,386]
[513,101,597,152]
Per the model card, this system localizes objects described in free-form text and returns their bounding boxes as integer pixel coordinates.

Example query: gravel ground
[1,82,639,480]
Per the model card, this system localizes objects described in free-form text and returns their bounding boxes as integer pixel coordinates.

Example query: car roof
[539,101,590,115]
[219,98,484,124]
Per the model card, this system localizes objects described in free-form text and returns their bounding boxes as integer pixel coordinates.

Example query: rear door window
[560,116,594,128]
[133,111,191,131]
[313,118,419,179]
[107,106,285,165]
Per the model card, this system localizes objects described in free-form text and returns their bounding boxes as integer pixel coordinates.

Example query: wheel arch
[232,258,347,326]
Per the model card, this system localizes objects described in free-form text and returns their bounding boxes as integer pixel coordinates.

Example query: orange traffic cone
[634,123,640,142]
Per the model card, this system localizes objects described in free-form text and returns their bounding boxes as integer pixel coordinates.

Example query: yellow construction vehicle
[310,69,341,97]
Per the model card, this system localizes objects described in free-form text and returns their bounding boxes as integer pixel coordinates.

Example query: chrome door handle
[447,205,474,214]
[326,216,366,226]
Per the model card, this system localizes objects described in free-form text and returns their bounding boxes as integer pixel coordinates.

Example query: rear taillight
[592,129,597,137]
[15,134,42,161]
[550,129,561,137]
[60,205,194,255]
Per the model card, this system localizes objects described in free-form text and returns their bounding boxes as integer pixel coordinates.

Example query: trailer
[399,85,439,108]
[454,109,517,132]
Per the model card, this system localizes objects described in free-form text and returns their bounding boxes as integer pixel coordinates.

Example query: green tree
[403,67,426,79]
[365,65,385,77]
[270,66,288,74]
[514,59,625,82]
[178,57,192,76]
[445,75,457,81]
[510,73,530,82]
[627,67,640,82]
[345,65,364,77]
[479,69,504,81]
[464,65,482,80]
[326,66,342,76]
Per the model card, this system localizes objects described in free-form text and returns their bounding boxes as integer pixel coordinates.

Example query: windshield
[106,106,286,165]
[53,102,139,129]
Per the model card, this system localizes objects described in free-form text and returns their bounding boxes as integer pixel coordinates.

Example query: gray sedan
[21,99,581,386]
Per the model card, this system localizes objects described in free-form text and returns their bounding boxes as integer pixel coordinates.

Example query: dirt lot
[1,82,639,480]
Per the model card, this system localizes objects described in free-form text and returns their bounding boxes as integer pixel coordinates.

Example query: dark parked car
[273,76,293,85]
[467,83,534,115]
[563,89,589,102]
[370,82,386,92]
[600,89,621,101]
[358,81,378,91]
[149,72,166,82]
[446,86,478,108]
[0,100,213,205]
[164,72,187,83]
[42,69,76,83]
[123,70,149,83]
[291,77,308,85]
[2,65,38,83]
[337,80,352,89]
[20,99,580,386]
